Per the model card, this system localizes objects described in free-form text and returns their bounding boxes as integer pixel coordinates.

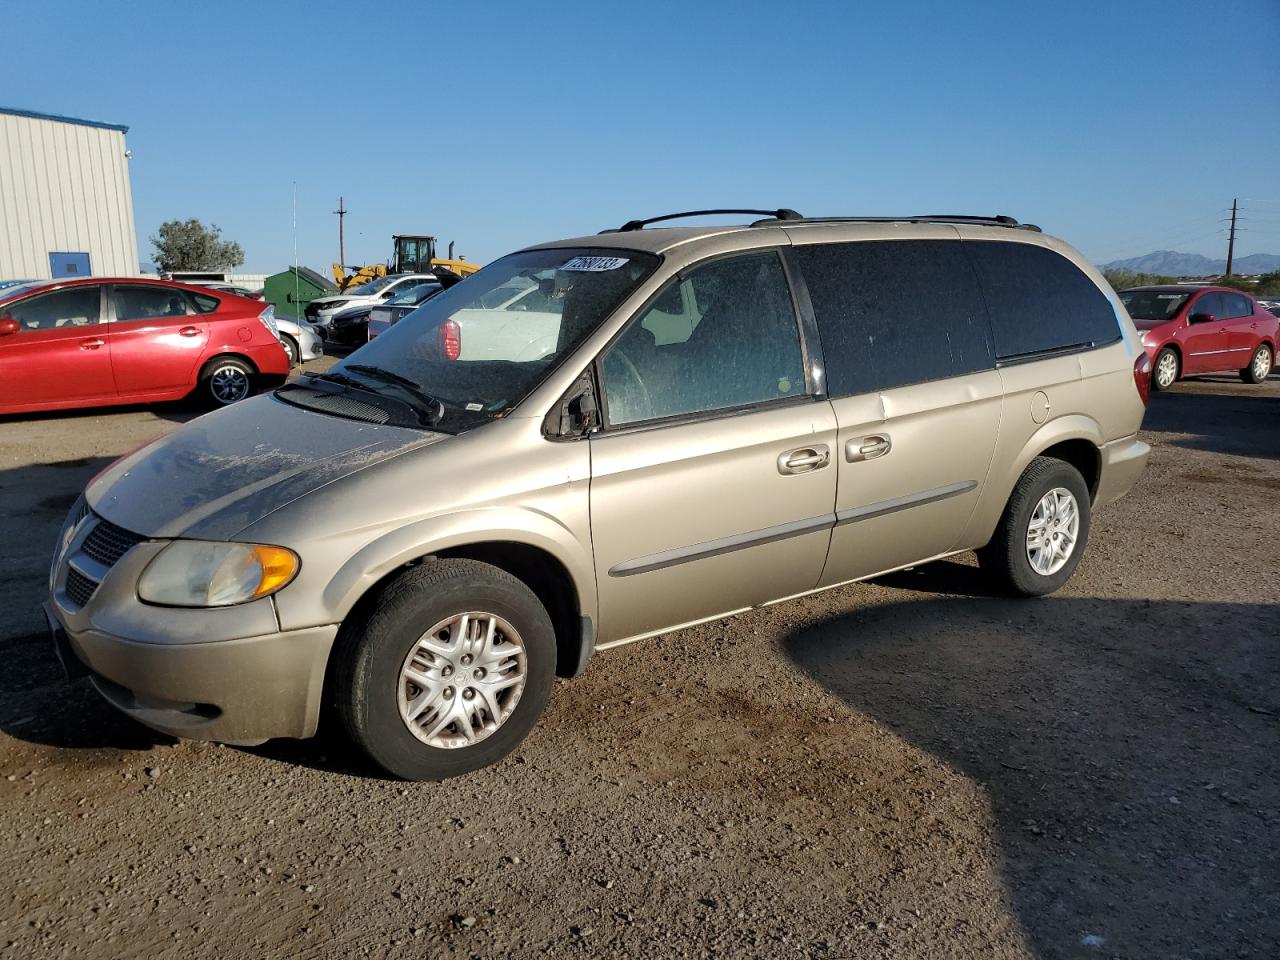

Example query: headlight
[138,541,300,607]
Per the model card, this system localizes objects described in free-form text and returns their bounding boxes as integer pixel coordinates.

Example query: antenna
[293,181,300,316]
[334,196,347,268]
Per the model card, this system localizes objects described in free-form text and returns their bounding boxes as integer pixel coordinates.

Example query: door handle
[79,338,105,350]
[179,326,201,337]
[778,445,830,475]
[846,434,892,462]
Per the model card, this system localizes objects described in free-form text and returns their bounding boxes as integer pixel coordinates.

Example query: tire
[1241,343,1272,384]
[333,559,556,781]
[977,456,1091,597]
[280,335,300,367]
[198,356,255,407]
[1152,346,1179,391]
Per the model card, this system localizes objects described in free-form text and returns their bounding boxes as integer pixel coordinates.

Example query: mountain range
[1102,250,1280,277]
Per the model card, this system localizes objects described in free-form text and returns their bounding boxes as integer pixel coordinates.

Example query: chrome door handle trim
[845,434,892,462]
[777,445,830,475]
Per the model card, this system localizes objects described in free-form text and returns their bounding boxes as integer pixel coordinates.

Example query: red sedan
[0,277,289,414]
[1120,285,1278,391]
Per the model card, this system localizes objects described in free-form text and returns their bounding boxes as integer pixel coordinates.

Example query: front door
[588,249,838,645]
[1180,291,1233,374]
[108,284,209,396]
[0,284,115,408]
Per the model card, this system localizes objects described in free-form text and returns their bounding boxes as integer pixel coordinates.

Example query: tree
[150,218,244,272]
[1101,268,1177,291]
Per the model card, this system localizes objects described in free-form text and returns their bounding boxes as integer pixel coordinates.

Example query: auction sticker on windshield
[561,256,630,272]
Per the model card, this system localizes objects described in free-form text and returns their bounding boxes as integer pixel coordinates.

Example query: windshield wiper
[343,364,445,425]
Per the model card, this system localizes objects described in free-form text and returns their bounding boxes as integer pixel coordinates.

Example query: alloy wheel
[1253,346,1272,382]
[1156,351,1178,389]
[397,612,527,749]
[209,365,251,404]
[1025,487,1080,576]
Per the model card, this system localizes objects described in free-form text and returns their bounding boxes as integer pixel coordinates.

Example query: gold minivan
[47,210,1151,780]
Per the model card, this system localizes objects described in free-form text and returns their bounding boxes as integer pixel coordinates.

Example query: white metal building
[0,106,139,280]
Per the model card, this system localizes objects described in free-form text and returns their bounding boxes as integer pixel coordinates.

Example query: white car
[303,273,436,339]
[274,315,325,366]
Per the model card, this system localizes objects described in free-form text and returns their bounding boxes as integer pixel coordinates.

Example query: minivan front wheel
[334,559,555,780]
[978,456,1091,597]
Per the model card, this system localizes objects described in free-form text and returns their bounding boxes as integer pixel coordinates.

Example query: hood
[1131,317,1178,332]
[86,393,445,540]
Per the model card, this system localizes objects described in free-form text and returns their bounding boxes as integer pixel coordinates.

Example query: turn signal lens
[439,318,461,360]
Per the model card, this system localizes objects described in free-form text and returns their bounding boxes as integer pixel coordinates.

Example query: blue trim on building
[0,106,128,134]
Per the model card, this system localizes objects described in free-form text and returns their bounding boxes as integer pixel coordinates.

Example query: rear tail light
[258,304,278,337]
[438,318,461,360]
[1133,352,1152,406]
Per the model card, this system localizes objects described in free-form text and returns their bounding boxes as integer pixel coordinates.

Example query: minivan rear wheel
[333,559,556,781]
[977,456,1091,597]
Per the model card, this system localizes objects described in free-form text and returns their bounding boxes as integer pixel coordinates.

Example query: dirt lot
[1,365,1277,960]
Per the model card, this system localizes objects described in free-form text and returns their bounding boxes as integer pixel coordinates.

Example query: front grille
[82,518,145,568]
[65,567,97,608]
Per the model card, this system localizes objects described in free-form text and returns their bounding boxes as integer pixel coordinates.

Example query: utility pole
[334,196,347,268]
[1225,197,1238,278]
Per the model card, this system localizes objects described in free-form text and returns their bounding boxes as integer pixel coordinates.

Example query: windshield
[352,275,399,297]
[320,248,659,431]
[387,283,440,306]
[1119,290,1191,321]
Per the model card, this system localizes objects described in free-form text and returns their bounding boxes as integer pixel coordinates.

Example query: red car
[1119,285,1278,391]
[0,277,289,414]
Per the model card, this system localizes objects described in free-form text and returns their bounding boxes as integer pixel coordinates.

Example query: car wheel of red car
[1152,347,1179,391]
[200,357,255,407]
[1240,344,1272,385]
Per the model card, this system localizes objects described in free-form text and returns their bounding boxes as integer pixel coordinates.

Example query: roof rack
[603,209,804,233]
[751,213,1041,232]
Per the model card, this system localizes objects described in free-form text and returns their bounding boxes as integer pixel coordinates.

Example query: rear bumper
[1096,433,1150,506]
[47,601,337,743]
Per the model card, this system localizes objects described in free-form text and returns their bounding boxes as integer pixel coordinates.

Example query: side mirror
[0,316,18,337]
[1188,312,1216,324]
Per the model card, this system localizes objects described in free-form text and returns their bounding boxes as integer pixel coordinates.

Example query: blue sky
[2,0,1278,273]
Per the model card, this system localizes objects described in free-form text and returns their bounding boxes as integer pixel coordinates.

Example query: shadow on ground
[1142,382,1280,460]
[783,576,1280,959]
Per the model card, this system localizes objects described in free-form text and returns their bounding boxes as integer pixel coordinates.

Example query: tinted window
[113,285,191,320]
[192,293,220,313]
[1118,289,1190,321]
[4,287,101,332]
[1221,293,1252,319]
[964,241,1119,359]
[601,251,806,425]
[796,240,993,397]
[1190,292,1223,320]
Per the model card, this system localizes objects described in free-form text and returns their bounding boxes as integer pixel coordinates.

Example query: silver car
[46,210,1150,780]
[274,315,324,366]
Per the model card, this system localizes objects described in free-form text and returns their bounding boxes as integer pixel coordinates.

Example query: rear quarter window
[192,293,220,313]
[795,239,994,397]
[963,241,1120,360]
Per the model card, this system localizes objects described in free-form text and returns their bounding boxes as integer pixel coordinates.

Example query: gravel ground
[1,363,1277,960]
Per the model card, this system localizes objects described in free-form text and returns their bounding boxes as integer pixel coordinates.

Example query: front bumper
[48,601,337,743]
[1095,433,1151,506]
